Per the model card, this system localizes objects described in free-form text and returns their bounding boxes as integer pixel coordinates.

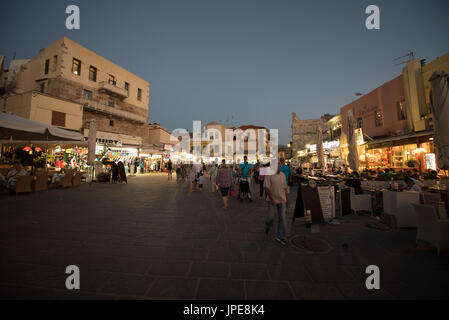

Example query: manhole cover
[365,222,391,231]
[290,236,331,253]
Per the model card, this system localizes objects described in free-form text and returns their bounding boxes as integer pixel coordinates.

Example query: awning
[0,112,85,142]
[363,130,434,149]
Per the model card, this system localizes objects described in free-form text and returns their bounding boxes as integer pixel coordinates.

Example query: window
[137,88,142,101]
[52,55,58,72]
[374,110,383,127]
[109,120,114,126]
[108,75,116,85]
[51,111,66,127]
[125,82,129,91]
[397,100,406,120]
[89,66,97,82]
[40,83,45,93]
[72,58,81,75]
[107,99,115,107]
[44,59,49,75]
[83,89,93,101]
[357,117,363,129]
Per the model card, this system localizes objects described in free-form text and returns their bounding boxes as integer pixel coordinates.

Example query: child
[198,172,205,191]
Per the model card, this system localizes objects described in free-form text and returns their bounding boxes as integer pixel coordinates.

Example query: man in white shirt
[405,177,422,192]
[264,163,289,245]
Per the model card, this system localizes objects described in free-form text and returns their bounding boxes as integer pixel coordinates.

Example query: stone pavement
[0,173,448,300]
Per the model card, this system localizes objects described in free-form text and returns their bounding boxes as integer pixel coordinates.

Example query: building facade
[1,37,150,151]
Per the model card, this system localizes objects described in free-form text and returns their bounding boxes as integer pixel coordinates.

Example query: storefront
[362,130,435,172]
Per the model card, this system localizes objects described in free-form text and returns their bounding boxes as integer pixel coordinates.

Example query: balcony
[98,81,128,99]
[81,99,147,124]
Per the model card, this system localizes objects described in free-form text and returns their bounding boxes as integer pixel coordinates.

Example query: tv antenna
[394,50,414,66]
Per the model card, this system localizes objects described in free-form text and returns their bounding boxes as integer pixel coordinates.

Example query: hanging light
[22,147,32,152]
[35,147,43,152]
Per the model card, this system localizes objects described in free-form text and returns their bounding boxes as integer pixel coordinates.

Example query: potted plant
[405,159,418,168]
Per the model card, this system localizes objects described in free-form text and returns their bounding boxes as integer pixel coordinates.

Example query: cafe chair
[34,171,48,192]
[72,172,83,187]
[10,174,33,195]
[61,170,74,188]
[349,187,373,214]
[422,192,442,205]
[383,190,420,228]
[411,203,449,256]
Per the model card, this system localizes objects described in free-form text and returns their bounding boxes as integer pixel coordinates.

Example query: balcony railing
[98,81,129,99]
[80,98,147,124]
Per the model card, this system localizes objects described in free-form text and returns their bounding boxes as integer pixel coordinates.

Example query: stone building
[1,37,150,149]
[291,112,333,158]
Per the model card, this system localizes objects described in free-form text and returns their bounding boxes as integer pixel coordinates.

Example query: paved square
[1,174,448,299]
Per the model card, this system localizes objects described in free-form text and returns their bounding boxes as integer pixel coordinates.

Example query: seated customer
[345,171,363,195]
[6,163,27,188]
[405,177,422,192]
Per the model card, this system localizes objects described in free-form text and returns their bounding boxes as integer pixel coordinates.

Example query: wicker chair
[61,170,74,188]
[34,171,48,192]
[10,174,33,195]
[412,203,449,256]
[72,172,82,187]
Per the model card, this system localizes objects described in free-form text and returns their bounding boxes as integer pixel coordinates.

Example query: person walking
[209,163,218,193]
[264,163,289,245]
[293,167,306,221]
[167,159,173,180]
[258,163,267,199]
[176,164,181,182]
[188,165,196,193]
[279,158,291,187]
[239,156,253,202]
[216,159,233,210]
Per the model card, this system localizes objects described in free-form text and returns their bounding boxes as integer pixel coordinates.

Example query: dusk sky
[1,0,448,144]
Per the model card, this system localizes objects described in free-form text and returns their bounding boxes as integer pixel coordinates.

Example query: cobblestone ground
[1,173,448,300]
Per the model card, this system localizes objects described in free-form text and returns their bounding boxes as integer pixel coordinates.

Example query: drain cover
[365,222,391,231]
[291,236,331,253]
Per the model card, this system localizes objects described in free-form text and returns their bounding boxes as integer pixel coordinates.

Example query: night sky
[1,0,448,144]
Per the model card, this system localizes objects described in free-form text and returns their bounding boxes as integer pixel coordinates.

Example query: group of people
[0,163,28,189]
[167,157,297,246]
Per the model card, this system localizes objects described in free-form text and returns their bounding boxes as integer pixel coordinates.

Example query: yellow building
[1,37,150,149]
[1,91,83,131]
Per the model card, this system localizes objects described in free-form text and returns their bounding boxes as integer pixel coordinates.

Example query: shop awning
[363,130,434,149]
[0,112,85,142]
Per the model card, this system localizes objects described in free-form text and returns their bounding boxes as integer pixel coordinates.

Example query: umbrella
[429,70,449,170]
[316,125,324,170]
[87,119,97,165]
[346,110,359,171]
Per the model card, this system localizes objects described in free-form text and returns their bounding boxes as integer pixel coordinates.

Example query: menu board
[317,186,335,220]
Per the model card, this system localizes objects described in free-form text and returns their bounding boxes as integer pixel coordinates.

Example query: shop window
[51,111,66,127]
[44,59,49,75]
[83,89,93,101]
[397,100,406,120]
[89,66,97,82]
[72,58,81,75]
[374,110,383,127]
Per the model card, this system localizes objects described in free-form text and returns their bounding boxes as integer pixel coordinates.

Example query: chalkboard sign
[301,185,325,224]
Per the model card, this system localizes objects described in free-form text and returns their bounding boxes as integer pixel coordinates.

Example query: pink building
[341,75,409,139]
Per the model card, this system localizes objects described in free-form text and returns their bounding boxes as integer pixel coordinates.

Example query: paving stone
[231,263,269,280]
[146,277,197,299]
[289,281,344,300]
[245,281,295,300]
[196,279,245,299]
[188,262,229,279]
[147,260,191,277]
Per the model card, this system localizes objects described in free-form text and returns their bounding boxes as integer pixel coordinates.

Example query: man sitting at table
[345,171,363,195]
[6,163,27,188]
[405,177,422,192]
